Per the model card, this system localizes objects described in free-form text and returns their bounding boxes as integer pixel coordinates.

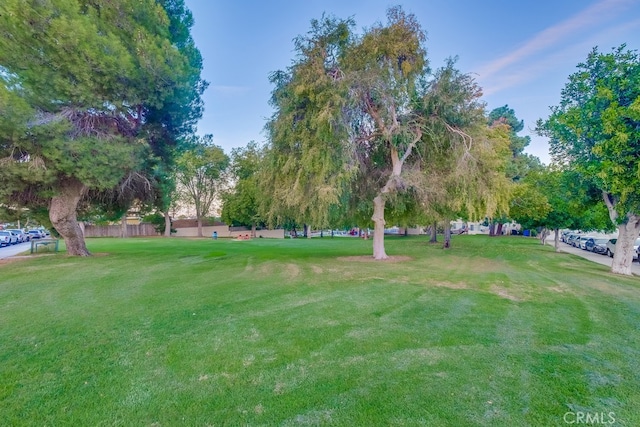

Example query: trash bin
[212,231,218,240]
[523,230,530,237]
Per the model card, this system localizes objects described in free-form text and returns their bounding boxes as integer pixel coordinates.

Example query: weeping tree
[262,14,354,232]
[419,119,512,248]
[0,0,204,255]
[265,8,427,259]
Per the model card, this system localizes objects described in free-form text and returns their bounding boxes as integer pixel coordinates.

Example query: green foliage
[0,0,204,233]
[176,135,229,222]
[539,45,640,221]
[265,7,508,240]
[511,167,614,233]
[143,212,175,234]
[262,13,354,228]
[488,105,543,182]
[221,142,265,227]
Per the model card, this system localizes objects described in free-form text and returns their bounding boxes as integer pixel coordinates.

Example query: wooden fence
[82,223,285,239]
[83,223,158,237]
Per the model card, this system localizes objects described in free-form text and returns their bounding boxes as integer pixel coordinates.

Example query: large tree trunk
[611,221,640,275]
[603,191,640,275]
[163,212,171,237]
[602,191,640,276]
[489,221,496,236]
[429,221,438,243]
[496,222,504,236]
[372,194,388,259]
[49,177,90,256]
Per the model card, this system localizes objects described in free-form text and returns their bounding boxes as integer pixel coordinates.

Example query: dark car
[585,238,608,254]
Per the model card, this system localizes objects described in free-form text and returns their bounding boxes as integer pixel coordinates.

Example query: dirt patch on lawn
[433,281,469,290]
[490,285,525,302]
[337,255,413,263]
[285,263,301,279]
[0,258,27,265]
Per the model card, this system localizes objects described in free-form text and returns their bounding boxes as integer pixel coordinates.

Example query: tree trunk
[602,191,640,275]
[49,177,90,256]
[489,221,496,236]
[554,228,561,252]
[443,219,451,248]
[496,222,504,236]
[120,214,127,238]
[251,223,256,238]
[197,216,203,237]
[429,221,438,243]
[539,227,548,245]
[372,194,388,259]
[163,212,171,237]
[611,220,640,275]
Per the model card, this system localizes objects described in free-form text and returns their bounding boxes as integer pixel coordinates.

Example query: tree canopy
[538,44,640,275]
[176,135,229,237]
[0,0,205,254]
[264,7,511,258]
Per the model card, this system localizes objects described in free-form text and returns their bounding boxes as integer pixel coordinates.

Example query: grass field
[0,235,639,426]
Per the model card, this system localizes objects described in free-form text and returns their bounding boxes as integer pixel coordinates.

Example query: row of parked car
[561,231,640,260]
[0,229,48,246]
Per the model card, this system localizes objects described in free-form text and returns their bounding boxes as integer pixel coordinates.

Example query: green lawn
[1,235,638,426]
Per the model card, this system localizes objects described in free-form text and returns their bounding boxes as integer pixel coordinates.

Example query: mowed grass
[0,235,639,426]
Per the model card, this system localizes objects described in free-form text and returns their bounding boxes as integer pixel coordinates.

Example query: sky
[183,0,640,165]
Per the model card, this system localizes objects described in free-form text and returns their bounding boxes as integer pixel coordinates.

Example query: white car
[0,230,18,246]
[6,229,28,243]
[28,230,45,240]
[607,237,640,260]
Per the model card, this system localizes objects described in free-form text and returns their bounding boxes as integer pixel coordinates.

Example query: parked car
[561,230,574,243]
[607,237,640,259]
[566,234,581,247]
[585,238,608,254]
[578,236,592,250]
[0,230,18,246]
[6,229,28,243]
[606,239,617,257]
[28,230,44,240]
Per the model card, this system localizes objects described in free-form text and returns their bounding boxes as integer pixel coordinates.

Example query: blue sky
[183,0,640,164]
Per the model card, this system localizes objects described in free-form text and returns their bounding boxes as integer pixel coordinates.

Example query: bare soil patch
[490,285,524,302]
[433,281,469,290]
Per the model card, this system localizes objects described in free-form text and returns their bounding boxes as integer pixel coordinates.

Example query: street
[0,241,32,259]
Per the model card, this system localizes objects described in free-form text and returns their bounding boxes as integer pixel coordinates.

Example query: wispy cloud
[476,0,636,82]
[481,16,640,96]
